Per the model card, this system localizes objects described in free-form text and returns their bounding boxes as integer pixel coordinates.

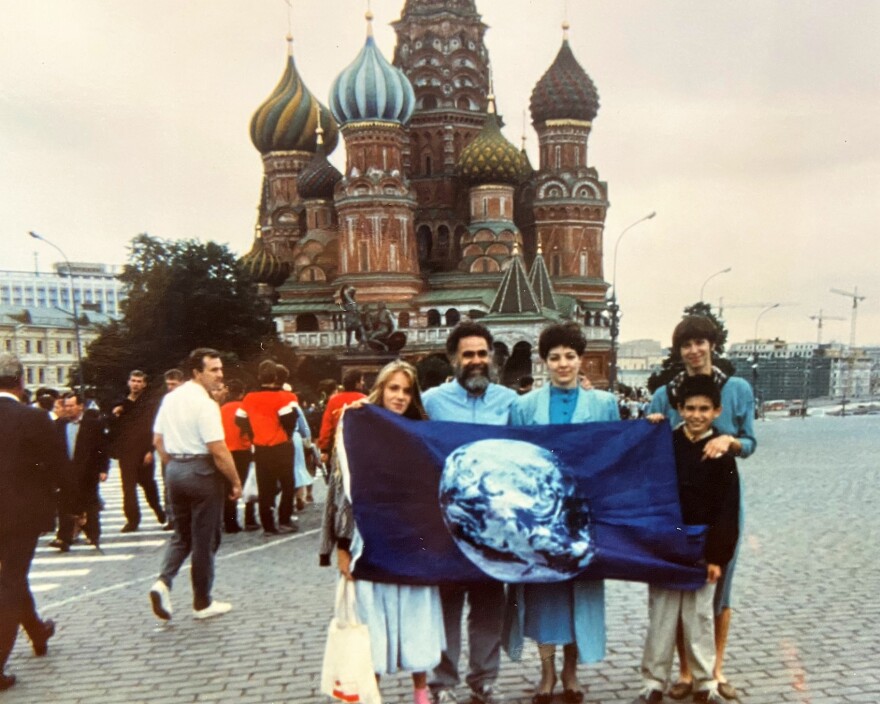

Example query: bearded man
[422,322,516,704]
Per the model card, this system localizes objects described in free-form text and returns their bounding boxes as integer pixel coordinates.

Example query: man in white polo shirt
[149,348,242,621]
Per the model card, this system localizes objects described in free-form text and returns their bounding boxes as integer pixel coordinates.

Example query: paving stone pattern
[3,415,878,703]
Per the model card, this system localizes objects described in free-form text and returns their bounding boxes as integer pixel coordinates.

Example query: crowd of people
[0,314,755,703]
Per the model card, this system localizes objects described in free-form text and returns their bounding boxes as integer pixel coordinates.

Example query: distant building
[0,306,113,392]
[0,262,125,317]
[727,339,873,401]
[617,339,664,391]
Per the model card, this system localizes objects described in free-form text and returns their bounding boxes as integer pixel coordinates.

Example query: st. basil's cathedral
[239,0,613,387]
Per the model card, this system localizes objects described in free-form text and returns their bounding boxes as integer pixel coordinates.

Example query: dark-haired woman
[505,323,620,704]
[647,315,755,701]
[319,360,444,704]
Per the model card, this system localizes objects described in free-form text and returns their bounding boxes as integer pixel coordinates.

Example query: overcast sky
[2,1,878,347]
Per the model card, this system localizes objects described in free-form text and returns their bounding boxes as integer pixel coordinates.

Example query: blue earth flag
[339,405,707,589]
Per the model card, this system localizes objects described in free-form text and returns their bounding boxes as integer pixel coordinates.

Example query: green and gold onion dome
[530,23,599,124]
[457,97,529,186]
[328,11,415,126]
[250,35,339,155]
[238,235,291,288]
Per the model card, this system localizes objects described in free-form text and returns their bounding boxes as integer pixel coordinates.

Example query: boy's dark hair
[258,360,277,385]
[518,375,534,389]
[445,322,493,357]
[342,368,364,392]
[676,374,721,409]
[35,386,59,400]
[671,315,719,352]
[538,322,587,359]
[226,379,245,399]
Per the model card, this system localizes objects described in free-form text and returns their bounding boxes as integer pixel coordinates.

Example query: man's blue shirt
[422,379,517,425]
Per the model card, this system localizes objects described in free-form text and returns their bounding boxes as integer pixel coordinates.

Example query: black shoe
[48,538,66,548]
[224,522,242,534]
[244,522,259,531]
[32,619,55,657]
[562,689,584,704]
[120,524,138,533]
[278,521,299,534]
[632,690,663,704]
[0,673,16,691]
[162,522,174,531]
[155,509,167,525]
[262,528,279,536]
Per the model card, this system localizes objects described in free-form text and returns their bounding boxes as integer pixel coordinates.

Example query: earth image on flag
[438,439,595,582]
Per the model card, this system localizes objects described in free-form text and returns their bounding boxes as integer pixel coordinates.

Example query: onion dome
[238,234,291,287]
[250,35,339,155]
[297,124,342,200]
[457,96,528,185]
[329,12,416,126]
[530,23,600,123]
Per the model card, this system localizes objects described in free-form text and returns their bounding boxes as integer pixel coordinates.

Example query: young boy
[633,374,740,704]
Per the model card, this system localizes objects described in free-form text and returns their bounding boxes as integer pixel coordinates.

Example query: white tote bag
[320,578,382,704]
[241,467,259,504]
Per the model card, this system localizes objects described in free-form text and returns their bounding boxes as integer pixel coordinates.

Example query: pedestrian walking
[49,392,109,551]
[0,354,65,690]
[148,348,242,621]
[235,360,299,535]
[109,369,166,532]
[422,322,517,704]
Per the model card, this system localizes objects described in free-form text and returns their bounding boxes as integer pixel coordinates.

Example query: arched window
[437,225,450,254]
[426,309,441,327]
[398,311,411,329]
[424,153,433,175]
[445,308,460,327]
[551,253,562,277]
[295,314,319,332]
[417,225,433,262]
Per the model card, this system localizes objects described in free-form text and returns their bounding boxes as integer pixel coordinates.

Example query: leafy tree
[83,233,279,405]
[647,301,736,393]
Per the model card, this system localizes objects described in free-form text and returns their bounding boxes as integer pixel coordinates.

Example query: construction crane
[830,287,867,407]
[809,310,845,344]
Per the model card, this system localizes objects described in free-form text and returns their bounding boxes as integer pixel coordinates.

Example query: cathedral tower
[250,35,338,259]
[392,0,491,273]
[529,22,609,306]
[329,11,422,303]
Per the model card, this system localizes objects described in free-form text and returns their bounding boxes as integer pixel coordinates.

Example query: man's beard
[455,361,492,395]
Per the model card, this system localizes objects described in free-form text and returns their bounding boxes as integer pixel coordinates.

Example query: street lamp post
[28,231,86,394]
[751,303,779,417]
[700,267,732,304]
[607,211,656,390]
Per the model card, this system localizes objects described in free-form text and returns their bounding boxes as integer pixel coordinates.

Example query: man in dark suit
[49,393,109,552]
[108,370,166,532]
[0,354,66,691]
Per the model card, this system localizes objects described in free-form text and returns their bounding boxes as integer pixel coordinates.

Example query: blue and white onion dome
[329,11,415,126]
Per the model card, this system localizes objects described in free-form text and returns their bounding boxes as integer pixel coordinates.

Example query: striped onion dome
[238,235,291,287]
[328,13,415,126]
[530,24,600,123]
[297,126,342,200]
[457,97,529,186]
[250,35,339,155]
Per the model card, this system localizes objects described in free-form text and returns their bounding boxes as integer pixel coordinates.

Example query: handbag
[320,578,382,704]
[241,468,259,504]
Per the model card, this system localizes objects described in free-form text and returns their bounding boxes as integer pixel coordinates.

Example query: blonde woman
[320,360,444,704]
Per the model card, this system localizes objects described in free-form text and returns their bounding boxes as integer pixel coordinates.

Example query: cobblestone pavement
[3,415,878,703]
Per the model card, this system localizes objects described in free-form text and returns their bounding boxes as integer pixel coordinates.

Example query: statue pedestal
[340,351,402,388]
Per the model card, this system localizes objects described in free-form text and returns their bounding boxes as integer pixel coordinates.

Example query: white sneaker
[192,600,233,620]
[149,580,173,620]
